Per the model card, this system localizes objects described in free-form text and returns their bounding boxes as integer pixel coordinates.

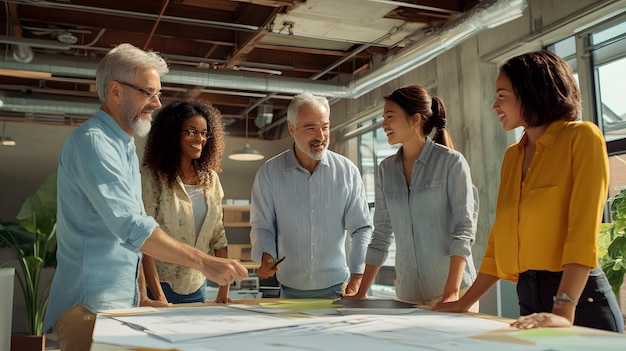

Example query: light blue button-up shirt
[366,138,477,302]
[44,109,158,331]
[250,147,372,290]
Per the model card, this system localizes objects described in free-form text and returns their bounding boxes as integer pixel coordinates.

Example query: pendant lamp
[0,120,16,146]
[228,113,264,161]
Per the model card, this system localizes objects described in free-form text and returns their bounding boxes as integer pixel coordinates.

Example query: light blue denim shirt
[250,147,372,290]
[366,138,477,302]
[44,109,158,331]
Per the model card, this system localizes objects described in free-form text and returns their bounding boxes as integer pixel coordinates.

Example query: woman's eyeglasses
[181,128,209,138]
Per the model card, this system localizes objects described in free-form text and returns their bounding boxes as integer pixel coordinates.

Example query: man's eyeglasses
[181,128,209,138]
[116,81,162,100]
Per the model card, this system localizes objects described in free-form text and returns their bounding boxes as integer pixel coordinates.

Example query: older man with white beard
[45,43,247,351]
[250,93,372,299]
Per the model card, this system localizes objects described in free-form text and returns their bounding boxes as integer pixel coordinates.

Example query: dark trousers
[148,281,208,304]
[517,268,624,333]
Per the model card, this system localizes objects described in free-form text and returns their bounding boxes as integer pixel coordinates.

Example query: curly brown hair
[143,99,224,189]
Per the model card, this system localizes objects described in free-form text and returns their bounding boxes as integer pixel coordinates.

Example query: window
[551,14,626,317]
[358,117,400,203]
[598,58,626,141]
[583,16,626,148]
[357,116,399,269]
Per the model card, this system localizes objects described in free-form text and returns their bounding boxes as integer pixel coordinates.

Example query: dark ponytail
[430,97,454,149]
[385,86,455,149]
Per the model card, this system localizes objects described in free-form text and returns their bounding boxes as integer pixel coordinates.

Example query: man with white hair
[45,43,247,351]
[250,93,372,299]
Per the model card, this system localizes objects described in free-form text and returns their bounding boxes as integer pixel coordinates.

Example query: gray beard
[296,140,327,161]
[121,98,152,137]
[131,117,152,137]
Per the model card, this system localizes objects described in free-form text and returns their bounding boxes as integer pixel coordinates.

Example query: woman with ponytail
[345,85,478,309]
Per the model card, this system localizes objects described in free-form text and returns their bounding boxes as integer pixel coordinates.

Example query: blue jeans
[517,268,624,333]
[280,282,343,299]
[147,281,207,304]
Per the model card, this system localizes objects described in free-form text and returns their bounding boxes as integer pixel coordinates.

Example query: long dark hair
[143,99,224,189]
[384,85,454,149]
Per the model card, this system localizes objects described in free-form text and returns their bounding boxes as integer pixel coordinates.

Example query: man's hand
[256,252,279,279]
[142,228,248,287]
[200,256,248,286]
[510,313,573,329]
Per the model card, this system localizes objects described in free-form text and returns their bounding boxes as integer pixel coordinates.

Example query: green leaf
[599,223,614,256]
[608,236,626,259]
[16,173,57,237]
[23,255,44,272]
[0,173,57,335]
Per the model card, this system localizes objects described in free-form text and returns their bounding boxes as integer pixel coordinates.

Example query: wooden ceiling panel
[0,0,480,139]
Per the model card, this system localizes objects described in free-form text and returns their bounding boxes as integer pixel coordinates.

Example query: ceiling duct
[0,92,98,116]
[348,0,527,97]
[255,103,273,129]
[0,0,526,111]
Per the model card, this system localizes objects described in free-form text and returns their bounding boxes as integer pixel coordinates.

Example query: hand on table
[431,300,467,312]
[214,288,232,304]
[510,313,572,329]
[139,297,172,307]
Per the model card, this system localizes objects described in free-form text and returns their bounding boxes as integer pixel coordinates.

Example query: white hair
[286,93,330,126]
[95,43,169,103]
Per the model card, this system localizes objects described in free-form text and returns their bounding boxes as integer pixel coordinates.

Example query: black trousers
[517,268,624,333]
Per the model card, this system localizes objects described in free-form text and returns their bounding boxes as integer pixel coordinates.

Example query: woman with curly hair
[139,99,231,305]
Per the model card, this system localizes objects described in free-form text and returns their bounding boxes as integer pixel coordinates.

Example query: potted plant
[0,173,57,349]
[599,187,626,299]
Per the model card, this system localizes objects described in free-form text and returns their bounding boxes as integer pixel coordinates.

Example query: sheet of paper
[102,305,334,344]
[98,306,157,316]
[259,298,339,312]
[336,307,422,315]
[177,325,544,351]
[342,312,511,346]
[508,328,626,351]
[183,332,421,351]
[227,303,291,314]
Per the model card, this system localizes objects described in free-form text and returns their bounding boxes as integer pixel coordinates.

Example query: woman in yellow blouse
[139,100,231,304]
[434,51,623,333]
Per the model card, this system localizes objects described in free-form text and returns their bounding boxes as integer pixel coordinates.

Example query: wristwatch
[553,292,578,305]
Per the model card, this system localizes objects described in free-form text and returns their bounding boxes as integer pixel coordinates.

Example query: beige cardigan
[141,165,228,294]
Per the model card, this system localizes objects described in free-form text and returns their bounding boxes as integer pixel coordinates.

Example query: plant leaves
[16,173,57,237]
[608,236,626,259]
[23,255,44,272]
[598,223,614,256]
[0,173,57,335]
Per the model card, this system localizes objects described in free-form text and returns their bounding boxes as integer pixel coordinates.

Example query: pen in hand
[272,256,286,269]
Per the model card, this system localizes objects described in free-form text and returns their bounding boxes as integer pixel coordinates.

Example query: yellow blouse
[480,120,609,282]
[141,165,228,294]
